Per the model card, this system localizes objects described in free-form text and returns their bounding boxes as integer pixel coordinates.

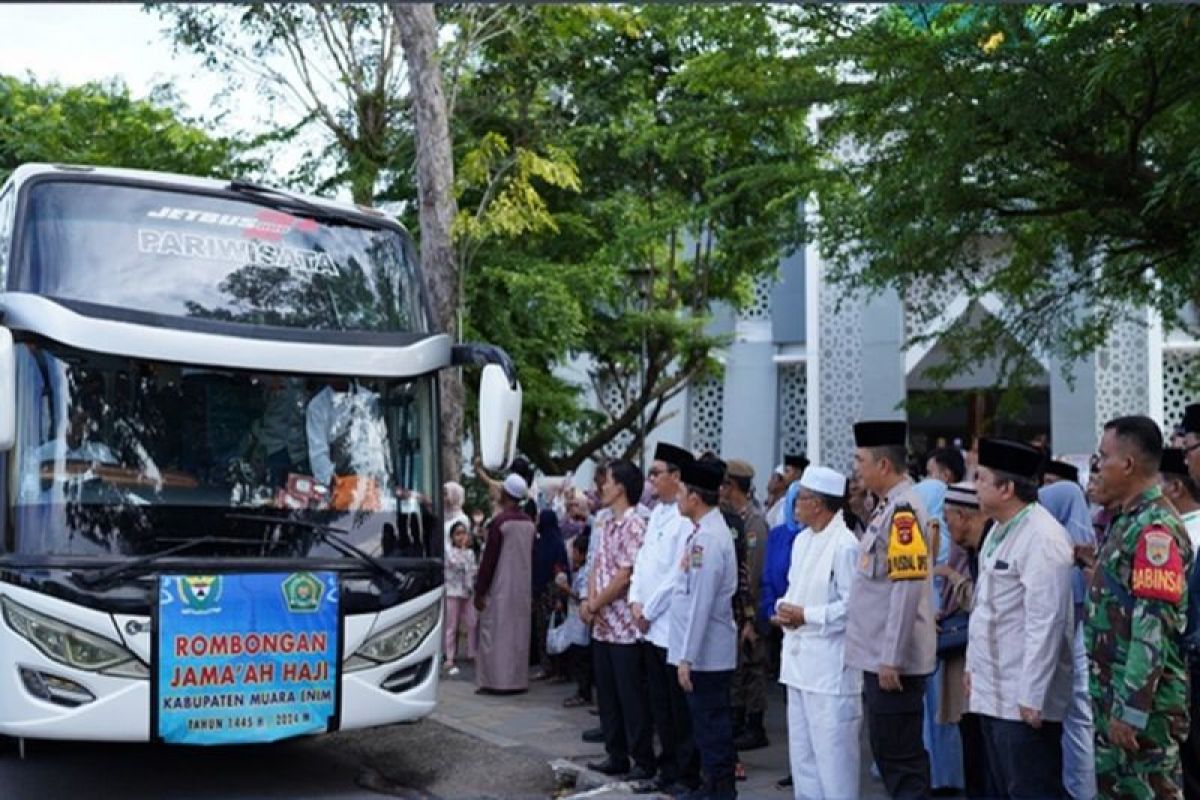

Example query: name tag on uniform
[995,560,1010,571]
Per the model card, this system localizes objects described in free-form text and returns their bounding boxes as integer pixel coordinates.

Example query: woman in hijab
[914,478,965,795]
[531,508,569,681]
[1039,480,1098,800]
[443,481,469,550]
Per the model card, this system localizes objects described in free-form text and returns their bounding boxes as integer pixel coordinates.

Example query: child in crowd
[443,521,478,676]
[559,532,593,707]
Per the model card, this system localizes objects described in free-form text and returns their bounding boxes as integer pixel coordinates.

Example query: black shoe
[733,728,769,751]
[627,764,656,781]
[587,757,631,776]
[776,775,793,789]
[581,726,604,743]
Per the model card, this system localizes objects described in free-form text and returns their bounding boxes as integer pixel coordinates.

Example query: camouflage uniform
[730,503,770,722]
[1086,485,1193,800]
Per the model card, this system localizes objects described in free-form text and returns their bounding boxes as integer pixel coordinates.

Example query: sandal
[562,695,589,708]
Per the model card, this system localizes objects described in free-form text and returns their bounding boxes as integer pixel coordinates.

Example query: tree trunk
[392,3,464,483]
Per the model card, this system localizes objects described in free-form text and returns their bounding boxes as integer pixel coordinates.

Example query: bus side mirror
[0,327,13,450]
[478,363,521,471]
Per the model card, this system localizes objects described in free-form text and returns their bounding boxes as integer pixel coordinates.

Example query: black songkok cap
[1044,460,1079,484]
[1161,447,1190,477]
[654,442,693,469]
[1183,403,1200,435]
[784,454,809,471]
[978,437,1045,480]
[681,459,724,493]
[853,420,908,448]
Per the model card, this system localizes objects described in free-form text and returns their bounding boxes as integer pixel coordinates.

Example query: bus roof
[6,163,392,223]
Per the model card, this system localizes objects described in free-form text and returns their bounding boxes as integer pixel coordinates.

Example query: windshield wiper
[76,536,254,589]
[227,179,372,228]
[225,513,408,594]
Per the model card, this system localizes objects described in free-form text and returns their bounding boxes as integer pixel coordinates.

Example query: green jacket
[1085,485,1192,730]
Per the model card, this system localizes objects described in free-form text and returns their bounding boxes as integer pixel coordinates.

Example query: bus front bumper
[0,583,442,742]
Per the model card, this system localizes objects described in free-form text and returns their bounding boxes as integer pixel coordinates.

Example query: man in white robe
[772,465,862,800]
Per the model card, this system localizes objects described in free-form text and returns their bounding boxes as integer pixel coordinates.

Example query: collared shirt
[966,503,1074,722]
[844,477,937,676]
[777,512,861,695]
[592,507,647,645]
[1182,509,1200,552]
[668,507,737,671]
[629,500,687,648]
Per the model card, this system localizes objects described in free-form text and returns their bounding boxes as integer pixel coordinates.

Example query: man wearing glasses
[630,443,701,795]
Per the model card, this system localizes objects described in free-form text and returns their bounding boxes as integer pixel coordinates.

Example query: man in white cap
[772,465,862,799]
[473,473,537,694]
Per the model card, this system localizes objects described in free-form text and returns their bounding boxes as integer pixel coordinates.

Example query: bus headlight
[344,602,440,672]
[1,596,149,678]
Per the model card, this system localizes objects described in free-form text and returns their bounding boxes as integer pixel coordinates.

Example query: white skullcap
[502,473,529,501]
[799,465,847,498]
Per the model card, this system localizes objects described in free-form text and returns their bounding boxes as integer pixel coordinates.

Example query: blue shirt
[760,521,802,623]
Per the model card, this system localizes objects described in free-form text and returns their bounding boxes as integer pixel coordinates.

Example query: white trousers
[787,686,862,800]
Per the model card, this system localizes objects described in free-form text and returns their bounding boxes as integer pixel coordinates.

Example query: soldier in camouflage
[1085,416,1193,800]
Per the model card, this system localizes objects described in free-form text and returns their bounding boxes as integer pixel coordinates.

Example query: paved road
[0,719,556,800]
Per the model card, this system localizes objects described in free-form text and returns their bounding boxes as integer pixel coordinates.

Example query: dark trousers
[644,642,700,787]
[979,715,1065,799]
[593,640,654,771]
[686,669,737,798]
[959,712,990,799]
[863,671,931,800]
[568,643,593,702]
[1184,662,1200,800]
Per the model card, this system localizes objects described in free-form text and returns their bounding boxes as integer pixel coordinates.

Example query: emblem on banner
[178,576,223,615]
[282,572,325,613]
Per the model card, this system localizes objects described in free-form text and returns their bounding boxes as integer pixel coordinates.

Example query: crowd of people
[438,402,1200,800]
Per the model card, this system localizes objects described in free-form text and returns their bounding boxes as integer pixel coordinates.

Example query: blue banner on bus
[157,572,339,745]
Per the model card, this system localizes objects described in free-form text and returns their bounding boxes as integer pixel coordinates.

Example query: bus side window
[0,184,13,284]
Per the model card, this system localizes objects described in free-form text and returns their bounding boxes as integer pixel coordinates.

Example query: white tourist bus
[0,164,520,750]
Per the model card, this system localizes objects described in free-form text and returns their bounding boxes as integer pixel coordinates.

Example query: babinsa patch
[1131,525,1184,603]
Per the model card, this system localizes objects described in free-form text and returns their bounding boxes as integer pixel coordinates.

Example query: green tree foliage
[0,75,246,182]
[793,4,1200,396]
[156,2,408,205]
[451,5,812,471]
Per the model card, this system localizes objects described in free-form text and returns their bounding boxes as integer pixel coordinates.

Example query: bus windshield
[5,342,439,561]
[11,180,426,334]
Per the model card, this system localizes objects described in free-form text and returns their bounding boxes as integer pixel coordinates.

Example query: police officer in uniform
[1087,415,1193,800]
[845,420,937,798]
[670,458,739,800]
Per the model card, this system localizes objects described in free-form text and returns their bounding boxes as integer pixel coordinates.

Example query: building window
[1163,349,1200,433]
[777,363,807,459]
[688,376,725,456]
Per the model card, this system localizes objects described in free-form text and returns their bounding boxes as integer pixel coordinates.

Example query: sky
[0,4,227,119]
[0,4,319,184]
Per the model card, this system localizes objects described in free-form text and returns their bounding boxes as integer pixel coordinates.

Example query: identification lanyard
[982,503,1034,561]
